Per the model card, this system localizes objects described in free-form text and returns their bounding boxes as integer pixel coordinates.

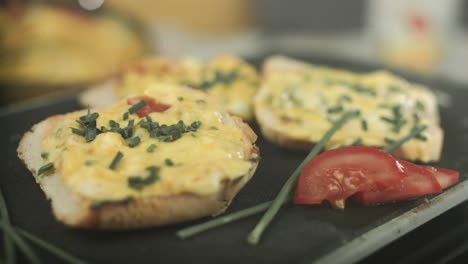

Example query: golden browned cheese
[116,54,259,121]
[40,84,256,203]
[256,64,441,161]
[0,5,145,85]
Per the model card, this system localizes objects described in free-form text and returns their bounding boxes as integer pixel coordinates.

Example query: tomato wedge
[293,146,407,207]
[351,160,442,206]
[423,166,459,189]
[127,96,170,117]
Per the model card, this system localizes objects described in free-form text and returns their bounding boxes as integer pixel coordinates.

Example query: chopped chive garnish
[147,144,157,153]
[247,111,359,245]
[127,136,141,148]
[415,133,428,141]
[384,137,395,145]
[361,119,368,131]
[123,112,129,120]
[165,159,174,166]
[109,152,123,170]
[128,166,160,190]
[40,152,49,159]
[38,163,54,176]
[15,227,87,264]
[128,100,146,114]
[178,97,184,102]
[84,128,97,142]
[327,105,343,114]
[383,125,427,153]
[71,127,85,136]
[209,126,219,130]
[380,116,394,124]
[84,160,96,166]
[0,188,41,264]
[351,138,363,146]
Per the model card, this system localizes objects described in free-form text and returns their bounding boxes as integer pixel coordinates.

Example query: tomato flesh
[351,160,442,206]
[294,146,407,206]
[127,96,170,117]
[423,166,459,189]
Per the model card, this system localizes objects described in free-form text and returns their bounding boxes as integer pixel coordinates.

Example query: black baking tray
[1,55,468,264]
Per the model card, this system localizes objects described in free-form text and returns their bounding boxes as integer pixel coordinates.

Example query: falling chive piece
[40,152,49,159]
[38,163,54,176]
[109,152,124,170]
[123,112,129,120]
[128,100,146,114]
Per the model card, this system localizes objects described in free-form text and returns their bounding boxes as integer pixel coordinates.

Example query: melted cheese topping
[41,84,256,202]
[256,66,440,153]
[116,54,259,120]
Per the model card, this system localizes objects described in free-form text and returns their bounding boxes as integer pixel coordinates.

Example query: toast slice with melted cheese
[80,54,259,121]
[18,84,259,229]
[255,55,443,162]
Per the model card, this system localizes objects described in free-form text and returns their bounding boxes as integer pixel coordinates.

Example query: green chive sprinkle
[109,152,123,170]
[123,112,129,120]
[128,100,146,114]
[38,163,54,176]
[147,144,157,153]
[128,166,160,190]
[40,152,49,159]
[327,105,343,114]
[383,125,427,153]
[128,136,141,148]
[361,119,368,131]
[84,160,96,166]
[71,127,85,136]
[165,159,174,166]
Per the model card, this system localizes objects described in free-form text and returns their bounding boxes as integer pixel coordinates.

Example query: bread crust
[18,101,259,230]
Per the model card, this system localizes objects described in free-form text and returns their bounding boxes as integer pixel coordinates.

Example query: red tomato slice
[293,146,408,206]
[351,160,442,206]
[423,166,459,189]
[127,96,170,117]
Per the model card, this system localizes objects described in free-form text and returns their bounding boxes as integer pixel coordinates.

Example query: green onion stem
[383,125,427,153]
[0,222,41,264]
[246,111,359,245]
[177,197,291,239]
[15,227,88,264]
[0,188,15,264]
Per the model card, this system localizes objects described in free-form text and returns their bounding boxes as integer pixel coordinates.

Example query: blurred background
[1,0,467,106]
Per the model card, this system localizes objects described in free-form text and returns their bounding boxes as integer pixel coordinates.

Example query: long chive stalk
[246,111,359,245]
[0,188,15,264]
[0,222,41,264]
[0,187,39,264]
[15,227,88,264]
[383,125,427,153]
[177,197,292,239]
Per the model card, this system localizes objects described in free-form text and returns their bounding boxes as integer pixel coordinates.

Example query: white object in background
[367,0,461,73]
